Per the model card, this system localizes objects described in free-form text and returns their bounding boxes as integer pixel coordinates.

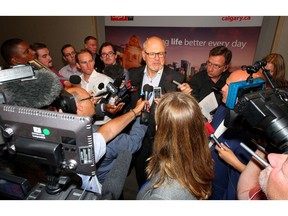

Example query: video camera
[224,60,288,154]
[226,61,266,109]
[0,65,98,199]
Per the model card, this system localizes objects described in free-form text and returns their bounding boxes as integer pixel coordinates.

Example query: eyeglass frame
[101,51,115,58]
[64,51,76,58]
[206,60,226,70]
[144,51,166,59]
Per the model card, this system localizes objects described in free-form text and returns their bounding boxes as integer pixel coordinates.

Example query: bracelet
[130,109,137,119]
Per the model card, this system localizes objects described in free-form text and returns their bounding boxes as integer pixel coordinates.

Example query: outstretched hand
[104,102,125,115]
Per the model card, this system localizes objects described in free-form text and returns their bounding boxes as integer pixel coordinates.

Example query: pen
[240,142,269,167]
[210,134,223,150]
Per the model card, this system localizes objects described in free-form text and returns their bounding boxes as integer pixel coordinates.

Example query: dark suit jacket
[128,65,185,151]
[209,104,255,200]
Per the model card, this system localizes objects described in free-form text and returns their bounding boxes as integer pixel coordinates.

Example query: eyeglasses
[144,51,166,59]
[79,95,93,102]
[64,52,76,58]
[206,61,225,70]
[101,51,115,58]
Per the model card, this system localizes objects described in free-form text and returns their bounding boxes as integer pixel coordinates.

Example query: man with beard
[128,36,192,188]
[238,152,288,200]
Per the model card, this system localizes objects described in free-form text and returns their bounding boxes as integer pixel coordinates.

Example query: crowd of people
[0,35,288,200]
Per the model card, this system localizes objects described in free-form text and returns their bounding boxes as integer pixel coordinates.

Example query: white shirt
[80,70,114,125]
[80,69,114,96]
[142,66,163,105]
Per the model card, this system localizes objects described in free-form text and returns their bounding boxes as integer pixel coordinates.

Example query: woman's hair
[262,53,286,85]
[146,92,214,199]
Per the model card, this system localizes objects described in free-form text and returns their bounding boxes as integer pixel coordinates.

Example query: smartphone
[154,86,162,99]
[210,134,223,150]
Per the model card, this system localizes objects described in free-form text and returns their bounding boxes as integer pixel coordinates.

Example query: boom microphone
[0,69,63,108]
[101,150,132,200]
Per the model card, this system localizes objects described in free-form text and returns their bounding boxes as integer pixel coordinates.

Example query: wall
[0,16,287,77]
[272,16,288,79]
[0,16,98,70]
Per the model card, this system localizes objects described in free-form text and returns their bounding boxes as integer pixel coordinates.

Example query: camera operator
[58,87,149,195]
[209,68,266,200]
[238,151,288,200]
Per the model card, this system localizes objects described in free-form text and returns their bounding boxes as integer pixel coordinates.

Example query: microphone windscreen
[101,150,132,200]
[143,84,153,92]
[69,75,81,85]
[0,69,63,108]
[103,64,124,80]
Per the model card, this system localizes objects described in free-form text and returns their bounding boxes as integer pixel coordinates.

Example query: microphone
[166,75,181,86]
[92,82,108,97]
[101,150,132,200]
[101,75,124,104]
[103,64,124,80]
[112,75,124,90]
[58,75,81,85]
[205,121,215,137]
[98,82,105,90]
[140,84,153,124]
[0,68,63,108]
[143,84,154,101]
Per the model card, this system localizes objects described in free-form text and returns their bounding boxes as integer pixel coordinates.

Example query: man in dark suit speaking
[128,36,191,188]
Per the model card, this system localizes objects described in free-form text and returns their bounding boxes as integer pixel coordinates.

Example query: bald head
[65,87,95,117]
[142,36,166,73]
[143,36,165,51]
[221,68,266,104]
[229,68,265,82]
[66,86,88,99]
